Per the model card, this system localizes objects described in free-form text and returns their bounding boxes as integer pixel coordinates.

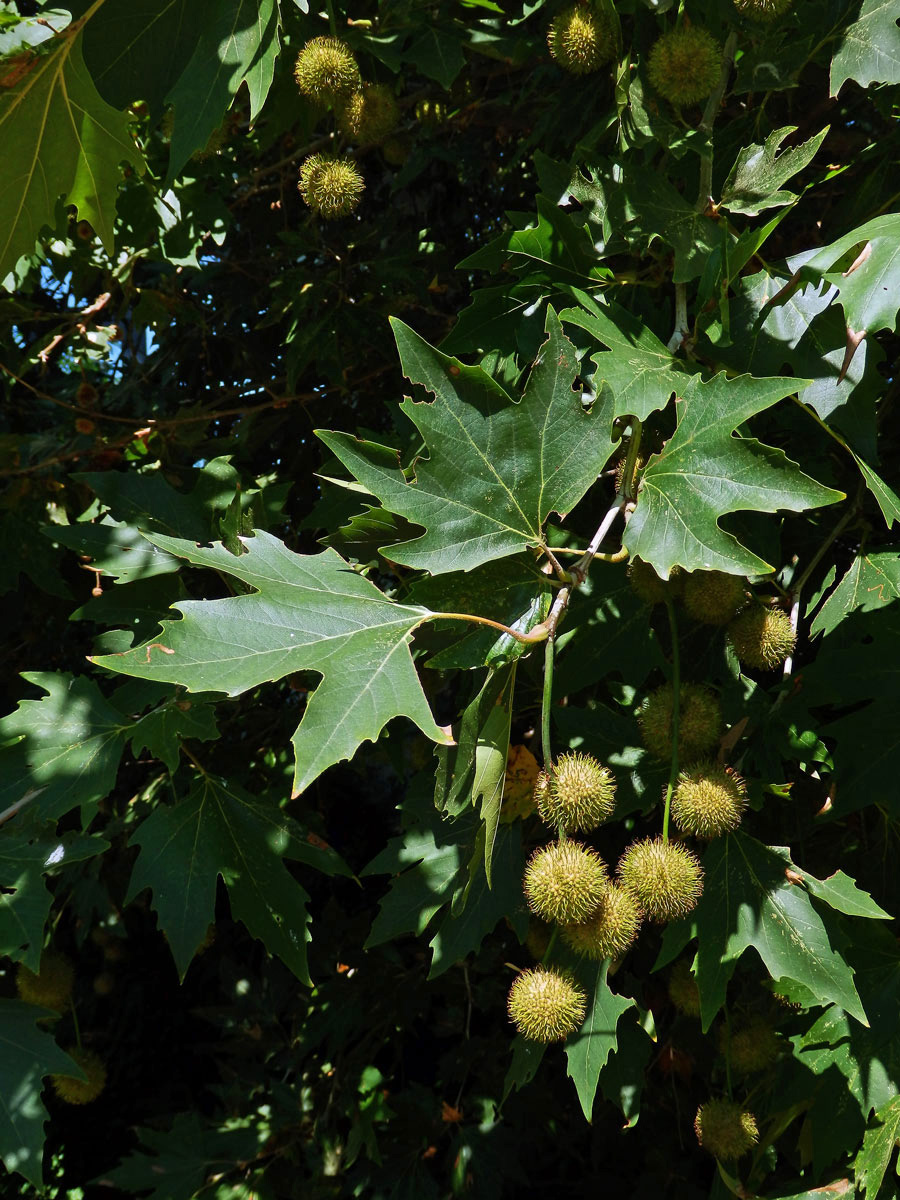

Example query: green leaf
[129,696,219,773]
[459,196,605,284]
[564,958,634,1120]
[469,666,515,885]
[560,295,691,424]
[802,870,891,921]
[405,24,466,88]
[720,126,829,216]
[599,1009,655,1127]
[623,372,844,577]
[660,833,869,1029]
[0,672,130,824]
[854,454,900,529]
[830,0,900,95]
[0,821,106,967]
[775,215,900,336]
[90,533,451,796]
[127,774,348,982]
[856,1095,900,1198]
[428,823,527,977]
[502,1036,546,1104]
[0,30,144,283]
[318,308,616,573]
[627,166,718,284]
[0,1000,83,1186]
[811,547,900,637]
[165,0,281,179]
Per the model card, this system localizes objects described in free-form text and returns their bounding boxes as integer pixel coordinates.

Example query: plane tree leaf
[658,833,870,1030]
[317,307,616,574]
[720,126,829,216]
[830,0,900,95]
[0,1001,84,1186]
[91,532,451,796]
[623,372,844,577]
[856,1095,900,1199]
[563,955,634,1120]
[810,547,900,637]
[0,29,144,282]
[0,673,131,825]
[127,773,351,983]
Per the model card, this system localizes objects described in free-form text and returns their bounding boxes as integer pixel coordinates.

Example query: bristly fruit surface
[538,751,616,832]
[293,36,361,105]
[618,837,704,923]
[734,0,793,18]
[298,155,365,219]
[338,84,399,144]
[720,1018,783,1074]
[671,761,747,838]
[16,951,75,1013]
[507,967,587,1042]
[728,605,796,670]
[668,959,701,1016]
[561,884,642,960]
[547,4,615,75]
[523,840,608,925]
[51,1048,107,1105]
[694,1099,759,1160]
[647,27,723,106]
[639,683,723,763]
[683,570,746,625]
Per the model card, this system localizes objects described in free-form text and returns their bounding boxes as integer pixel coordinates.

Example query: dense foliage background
[1,0,900,1196]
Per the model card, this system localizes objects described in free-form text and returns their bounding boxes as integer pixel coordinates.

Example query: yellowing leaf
[0,26,144,281]
[500,744,539,823]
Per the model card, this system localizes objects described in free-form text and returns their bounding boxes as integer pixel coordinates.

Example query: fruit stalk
[661,596,681,843]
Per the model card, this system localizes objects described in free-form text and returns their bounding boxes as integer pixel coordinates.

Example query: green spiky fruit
[293,36,361,105]
[683,571,746,625]
[523,841,608,925]
[720,1018,783,1074]
[668,959,701,1016]
[51,1048,107,1105]
[628,558,684,606]
[728,605,796,670]
[647,27,723,106]
[561,885,642,961]
[639,683,723,763]
[507,967,587,1042]
[618,837,704,923]
[671,762,747,839]
[298,154,365,219]
[734,0,793,19]
[547,4,614,75]
[538,752,616,832]
[338,83,399,144]
[694,1100,759,1161]
[16,952,74,1013]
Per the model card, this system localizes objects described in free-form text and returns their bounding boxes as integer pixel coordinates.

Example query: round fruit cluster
[629,564,796,673]
[293,36,402,219]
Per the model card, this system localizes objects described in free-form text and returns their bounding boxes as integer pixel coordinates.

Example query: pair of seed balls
[630,562,796,671]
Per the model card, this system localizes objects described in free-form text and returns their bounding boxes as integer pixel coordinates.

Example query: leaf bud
[547,3,615,75]
[671,761,747,839]
[647,27,723,107]
[617,836,704,923]
[561,884,642,961]
[507,967,587,1042]
[538,752,616,832]
[694,1099,759,1160]
[727,605,796,670]
[523,840,608,925]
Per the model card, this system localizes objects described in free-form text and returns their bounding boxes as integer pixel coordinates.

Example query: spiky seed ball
[338,83,399,144]
[539,752,616,832]
[719,1018,783,1074]
[51,1048,107,1105]
[628,558,667,606]
[16,952,75,1013]
[523,841,608,925]
[728,606,796,671]
[671,762,747,839]
[76,381,98,407]
[683,571,746,625]
[734,0,793,19]
[561,885,642,961]
[298,154,365,219]
[647,27,723,107]
[618,837,704,923]
[507,967,587,1042]
[547,4,614,75]
[293,36,361,105]
[668,959,701,1016]
[694,1100,759,1161]
[639,683,723,764]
